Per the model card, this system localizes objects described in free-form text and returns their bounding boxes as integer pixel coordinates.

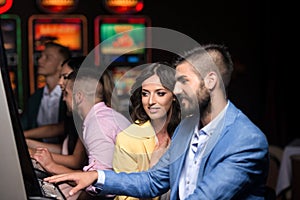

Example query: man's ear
[204,71,217,90]
[74,90,84,105]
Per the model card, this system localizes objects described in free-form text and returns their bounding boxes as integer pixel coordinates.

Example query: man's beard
[180,89,210,119]
[198,94,210,119]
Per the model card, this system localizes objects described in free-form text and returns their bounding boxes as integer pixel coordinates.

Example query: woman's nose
[148,93,156,105]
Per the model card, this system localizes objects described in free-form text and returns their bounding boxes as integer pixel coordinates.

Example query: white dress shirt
[37,85,62,126]
[179,102,228,199]
[37,85,62,143]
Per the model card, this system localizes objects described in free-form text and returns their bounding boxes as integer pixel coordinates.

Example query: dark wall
[5,0,287,146]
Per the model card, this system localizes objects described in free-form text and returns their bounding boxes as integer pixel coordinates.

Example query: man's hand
[44,171,99,196]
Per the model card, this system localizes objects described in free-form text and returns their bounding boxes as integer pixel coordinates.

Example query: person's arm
[24,121,65,139]
[32,147,80,175]
[45,170,99,196]
[52,139,87,169]
[45,147,172,198]
[26,138,62,154]
[45,165,169,198]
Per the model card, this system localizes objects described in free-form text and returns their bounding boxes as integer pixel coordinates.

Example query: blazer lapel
[170,116,199,195]
[143,135,156,161]
[198,101,238,179]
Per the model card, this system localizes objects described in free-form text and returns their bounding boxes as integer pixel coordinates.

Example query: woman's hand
[32,147,55,172]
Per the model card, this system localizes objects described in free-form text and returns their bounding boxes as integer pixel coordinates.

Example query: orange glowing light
[104,0,144,14]
[36,0,78,13]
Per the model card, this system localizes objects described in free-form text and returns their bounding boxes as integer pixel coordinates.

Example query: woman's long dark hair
[99,69,116,107]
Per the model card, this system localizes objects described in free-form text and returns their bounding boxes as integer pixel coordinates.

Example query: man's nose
[173,82,182,95]
[37,56,44,65]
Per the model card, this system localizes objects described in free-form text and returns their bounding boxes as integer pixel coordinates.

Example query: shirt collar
[43,85,62,96]
[126,120,155,138]
[197,101,229,137]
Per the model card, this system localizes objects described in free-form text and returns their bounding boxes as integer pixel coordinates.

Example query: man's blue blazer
[100,101,269,199]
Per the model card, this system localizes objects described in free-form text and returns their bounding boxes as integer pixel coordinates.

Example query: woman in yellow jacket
[113,62,181,200]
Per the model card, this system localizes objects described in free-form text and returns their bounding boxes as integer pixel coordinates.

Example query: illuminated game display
[0,14,23,110]
[33,22,82,52]
[28,15,87,93]
[94,15,151,67]
[95,15,151,117]
[101,23,145,55]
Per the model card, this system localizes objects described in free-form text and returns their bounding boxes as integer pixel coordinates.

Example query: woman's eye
[157,92,166,96]
[141,92,149,97]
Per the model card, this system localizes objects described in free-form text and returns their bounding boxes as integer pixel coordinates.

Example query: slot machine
[28,14,88,94]
[0,14,23,110]
[94,15,151,117]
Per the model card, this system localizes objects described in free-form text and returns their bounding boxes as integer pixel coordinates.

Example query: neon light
[135,2,143,12]
[0,0,13,14]
[36,0,78,13]
[41,0,74,6]
[104,0,144,14]
[106,0,138,7]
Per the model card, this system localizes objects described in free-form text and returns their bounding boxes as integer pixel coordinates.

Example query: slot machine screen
[28,15,87,93]
[0,14,23,110]
[95,15,151,118]
[94,15,151,67]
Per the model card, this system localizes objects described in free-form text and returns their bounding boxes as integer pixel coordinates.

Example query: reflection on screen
[0,18,16,51]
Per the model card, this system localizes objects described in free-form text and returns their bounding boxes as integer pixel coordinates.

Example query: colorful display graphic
[94,15,150,67]
[100,23,145,55]
[33,22,82,51]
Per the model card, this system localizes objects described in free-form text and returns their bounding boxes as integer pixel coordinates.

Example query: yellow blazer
[113,120,160,200]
